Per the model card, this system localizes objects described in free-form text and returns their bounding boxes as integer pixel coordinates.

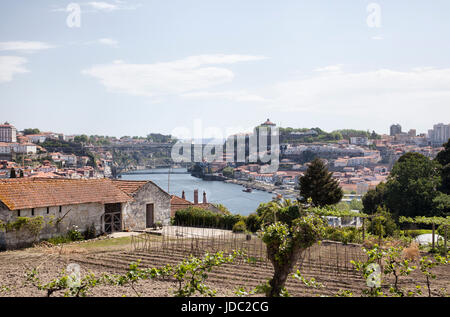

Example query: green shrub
[174,207,242,230]
[83,223,97,240]
[245,213,261,233]
[401,229,432,238]
[437,224,448,237]
[232,220,247,233]
[324,226,361,244]
[367,210,397,237]
[67,226,83,241]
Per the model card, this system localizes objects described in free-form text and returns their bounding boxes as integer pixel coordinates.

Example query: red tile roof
[0,178,131,210]
[111,180,150,194]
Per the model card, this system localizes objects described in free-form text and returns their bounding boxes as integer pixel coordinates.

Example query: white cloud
[314,64,343,74]
[0,41,54,53]
[86,2,118,11]
[0,56,29,83]
[268,67,450,124]
[82,54,266,97]
[372,35,384,40]
[182,91,267,103]
[97,38,119,47]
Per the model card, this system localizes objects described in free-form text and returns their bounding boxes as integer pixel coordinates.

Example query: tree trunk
[267,244,303,297]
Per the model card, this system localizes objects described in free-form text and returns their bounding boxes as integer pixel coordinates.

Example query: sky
[0,0,449,138]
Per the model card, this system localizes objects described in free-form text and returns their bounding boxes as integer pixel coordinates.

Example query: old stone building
[0,178,172,249]
[111,180,171,230]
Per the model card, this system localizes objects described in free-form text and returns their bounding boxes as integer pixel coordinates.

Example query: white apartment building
[428,123,450,146]
[0,122,17,143]
[0,143,37,154]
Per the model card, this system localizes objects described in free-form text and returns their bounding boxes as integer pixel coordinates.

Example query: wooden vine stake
[432,222,435,250]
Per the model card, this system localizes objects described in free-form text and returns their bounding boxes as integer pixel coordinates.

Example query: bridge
[120,170,190,175]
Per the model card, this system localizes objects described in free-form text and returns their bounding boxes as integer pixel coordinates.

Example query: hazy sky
[1,0,449,138]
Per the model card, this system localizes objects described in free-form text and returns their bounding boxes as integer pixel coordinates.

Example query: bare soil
[0,237,448,297]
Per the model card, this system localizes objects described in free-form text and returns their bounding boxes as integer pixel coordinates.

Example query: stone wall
[0,202,105,250]
[122,182,171,230]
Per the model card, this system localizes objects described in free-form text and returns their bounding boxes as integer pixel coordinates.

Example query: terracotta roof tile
[0,178,131,210]
[111,180,149,194]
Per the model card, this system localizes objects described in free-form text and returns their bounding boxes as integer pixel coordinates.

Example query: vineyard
[0,226,449,297]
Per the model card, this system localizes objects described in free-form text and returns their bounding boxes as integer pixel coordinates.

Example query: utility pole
[168,166,172,194]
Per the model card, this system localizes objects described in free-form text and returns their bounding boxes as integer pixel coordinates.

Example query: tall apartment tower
[390,124,402,136]
[428,123,450,146]
[0,122,17,143]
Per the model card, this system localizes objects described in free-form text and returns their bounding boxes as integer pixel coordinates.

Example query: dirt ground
[0,235,449,297]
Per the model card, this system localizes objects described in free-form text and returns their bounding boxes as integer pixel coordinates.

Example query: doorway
[146,204,154,228]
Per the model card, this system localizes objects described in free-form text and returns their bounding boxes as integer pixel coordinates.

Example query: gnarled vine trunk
[267,243,304,297]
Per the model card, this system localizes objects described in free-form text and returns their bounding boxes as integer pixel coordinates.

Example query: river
[121,168,274,216]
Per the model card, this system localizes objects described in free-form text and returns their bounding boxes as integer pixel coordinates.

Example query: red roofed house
[0,178,132,249]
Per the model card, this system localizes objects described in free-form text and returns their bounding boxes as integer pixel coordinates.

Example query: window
[17,210,20,217]
[59,206,62,213]
[31,208,34,216]
[47,207,50,214]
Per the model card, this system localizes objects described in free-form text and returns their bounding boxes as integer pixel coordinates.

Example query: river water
[121,168,274,216]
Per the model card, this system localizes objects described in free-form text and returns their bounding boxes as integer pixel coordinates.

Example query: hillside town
[0,120,448,198]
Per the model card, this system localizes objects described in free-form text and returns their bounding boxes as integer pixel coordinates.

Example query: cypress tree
[298,158,343,207]
[10,167,16,178]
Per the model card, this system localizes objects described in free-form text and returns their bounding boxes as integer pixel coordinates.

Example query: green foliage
[245,213,262,233]
[350,245,385,297]
[384,152,442,218]
[351,244,449,297]
[292,270,324,289]
[435,139,450,194]
[418,253,449,297]
[299,158,343,207]
[323,226,362,244]
[334,129,371,140]
[27,251,242,298]
[67,225,83,241]
[0,216,46,243]
[83,223,97,240]
[146,133,174,143]
[174,207,242,230]
[279,127,342,145]
[362,182,387,214]
[22,128,40,135]
[26,267,100,297]
[367,209,397,238]
[221,166,235,178]
[232,220,247,233]
[260,205,325,297]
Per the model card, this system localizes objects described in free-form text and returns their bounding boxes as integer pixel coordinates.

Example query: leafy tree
[221,166,234,178]
[73,134,88,144]
[435,138,450,194]
[362,182,387,214]
[298,158,343,207]
[384,152,442,218]
[23,128,40,135]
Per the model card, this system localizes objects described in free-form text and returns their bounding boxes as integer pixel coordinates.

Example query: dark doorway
[146,204,154,228]
[104,203,122,233]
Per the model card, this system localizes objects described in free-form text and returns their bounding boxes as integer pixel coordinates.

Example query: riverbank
[224,178,298,200]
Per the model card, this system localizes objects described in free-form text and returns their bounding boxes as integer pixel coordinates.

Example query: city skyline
[1,1,450,137]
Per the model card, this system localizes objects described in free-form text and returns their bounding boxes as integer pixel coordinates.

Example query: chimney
[182,190,186,200]
[203,191,207,204]
[194,189,198,205]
